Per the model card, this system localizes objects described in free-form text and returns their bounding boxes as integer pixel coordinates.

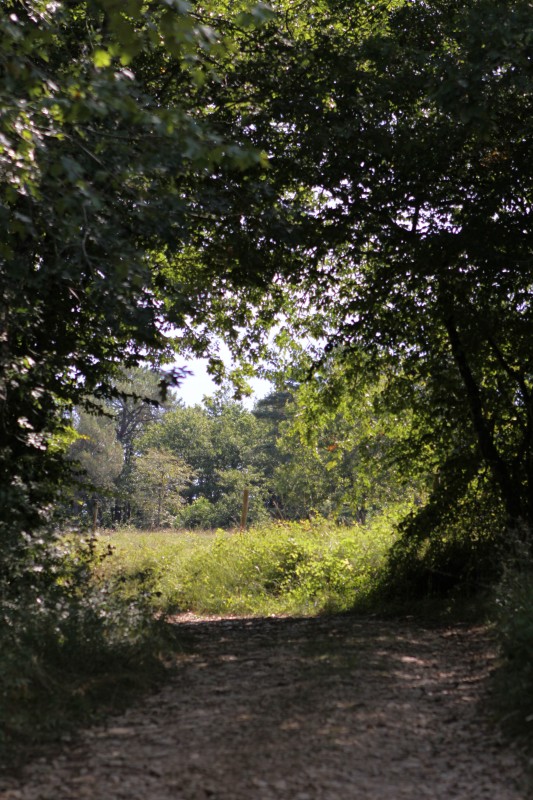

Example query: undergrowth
[100,507,405,616]
[7,503,529,769]
[0,534,172,769]
[491,547,533,748]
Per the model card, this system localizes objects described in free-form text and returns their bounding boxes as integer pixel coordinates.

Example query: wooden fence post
[240,488,250,531]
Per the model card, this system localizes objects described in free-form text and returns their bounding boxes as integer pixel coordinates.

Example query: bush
[177,497,218,529]
[176,490,269,530]
[105,512,401,617]
[0,532,170,761]
[382,476,505,599]
[492,545,533,741]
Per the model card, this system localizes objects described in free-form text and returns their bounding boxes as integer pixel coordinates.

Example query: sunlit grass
[98,506,407,617]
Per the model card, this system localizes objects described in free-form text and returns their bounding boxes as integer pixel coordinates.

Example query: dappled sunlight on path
[0,616,527,799]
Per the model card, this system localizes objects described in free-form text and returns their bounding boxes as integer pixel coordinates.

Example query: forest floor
[0,613,530,800]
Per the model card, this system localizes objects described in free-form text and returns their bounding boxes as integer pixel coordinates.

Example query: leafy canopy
[177,0,533,537]
[0,0,271,552]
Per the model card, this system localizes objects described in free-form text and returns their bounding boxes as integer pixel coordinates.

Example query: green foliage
[136,387,417,528]
[95,527,215,610]
[141,404,216,499]
[69,412,124,492]
[67,411,124,526]
[180,0,533,542]
[131,447,192,528]
[177,496,219,529]
[66,368,173,527]
[0,0,269,566]
[103,512,401,616]
[140,395,275,526]
[271,367,424,522]
[110,367,169,463]
[175,466,269,529]
[0,534,170,758]
[493,560,533,742]
[383,474,506,599]
[4,6,533,758]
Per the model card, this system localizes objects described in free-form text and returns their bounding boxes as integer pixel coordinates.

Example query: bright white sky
[174,356,272,408]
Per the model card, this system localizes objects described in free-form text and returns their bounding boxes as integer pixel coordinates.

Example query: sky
[173,356,272,408]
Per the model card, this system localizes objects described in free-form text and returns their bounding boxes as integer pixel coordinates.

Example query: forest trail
[1,615,529,800]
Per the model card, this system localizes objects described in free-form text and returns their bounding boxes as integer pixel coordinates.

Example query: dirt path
[0,615,529,799]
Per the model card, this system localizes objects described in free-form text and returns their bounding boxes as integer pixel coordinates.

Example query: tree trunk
[240,488,250,531]
[92,497,99,533]
[444,315,525,531]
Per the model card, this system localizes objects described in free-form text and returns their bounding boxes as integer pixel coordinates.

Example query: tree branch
[444,313,522,524]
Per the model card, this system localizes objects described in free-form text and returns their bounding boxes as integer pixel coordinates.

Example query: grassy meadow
[97,510,404,618]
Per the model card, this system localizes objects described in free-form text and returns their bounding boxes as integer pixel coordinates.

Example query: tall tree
[131,448,192,528]
[68,411,123,527]
[0,0,271,559]
[110,368,169,465]
[107,367,173,522]
[177,0,533,540]
[140,395,270,515]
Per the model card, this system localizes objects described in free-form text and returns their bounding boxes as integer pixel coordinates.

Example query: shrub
[382,477,505,599]
[492,542,533,741]
[105,512,400,617]
[0,532,170,761]
[177,497,217,529]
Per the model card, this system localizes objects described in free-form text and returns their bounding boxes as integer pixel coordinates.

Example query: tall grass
[100,508,404,617]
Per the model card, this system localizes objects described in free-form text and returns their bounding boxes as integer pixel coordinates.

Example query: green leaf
[93,49,112,68]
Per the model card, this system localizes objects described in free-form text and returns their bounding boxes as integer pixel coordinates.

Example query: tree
[0,0,271,561]
[4,0,532,578]
[256,373,420,523]
[141,394,273,526]
[110,368,170,466]
[176,0,533,543]
[131,448,192,529]
[139,385,413,527]
[198,466,269,528]
[68,411,123,527]
[108,367,173,523]
[140,404,218,501]
[65,368,172,525]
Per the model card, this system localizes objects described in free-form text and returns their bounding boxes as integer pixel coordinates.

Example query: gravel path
[0,615,529,799]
